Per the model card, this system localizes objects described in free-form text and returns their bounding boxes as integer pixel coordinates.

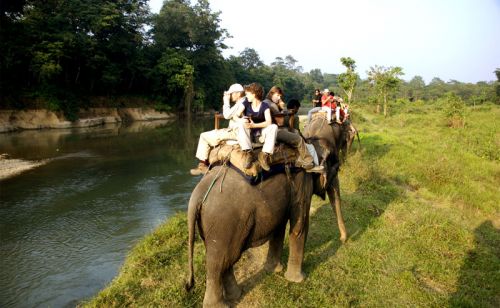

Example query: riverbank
[82,104,499,307]
[0,117,178,181]
[0,107,175,133]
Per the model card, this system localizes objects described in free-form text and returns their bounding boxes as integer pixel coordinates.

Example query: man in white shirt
[190,84,246,175]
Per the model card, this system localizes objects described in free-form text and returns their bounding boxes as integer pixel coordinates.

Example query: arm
[277,98,286,111]
[246,109,272,129]
[268,102,281,115]
[233,103,247,123]
[222,92,235,119]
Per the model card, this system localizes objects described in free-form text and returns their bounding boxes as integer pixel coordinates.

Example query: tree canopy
[0,1,498,115]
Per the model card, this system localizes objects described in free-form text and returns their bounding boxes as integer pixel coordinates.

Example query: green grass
[82,104,500,307]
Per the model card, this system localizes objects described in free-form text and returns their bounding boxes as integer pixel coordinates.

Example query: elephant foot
[264,261,283,273]
[284,270,305,283]
[203,299,229,308]
[224,284,242,301]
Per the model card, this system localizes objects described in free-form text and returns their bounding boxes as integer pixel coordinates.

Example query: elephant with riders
[185,104,353,307]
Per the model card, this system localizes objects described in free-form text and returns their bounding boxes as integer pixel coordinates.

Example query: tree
[238,48,263,70]
[284,55,302,72]
[152,0,229,112]
[407,76,426,101]
[309,69,324,84]
[426,77,446,100]
[0,0,151,108]
[495,68,500,103]
[337,57,359,104]
[367,65,404,116]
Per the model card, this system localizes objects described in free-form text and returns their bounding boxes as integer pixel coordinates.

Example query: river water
[0,118,215,308]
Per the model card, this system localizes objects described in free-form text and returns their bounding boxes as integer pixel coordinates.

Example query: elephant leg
[222,266,241,301]
[264,223,286,273]
[204,277,227,308]
[204,254,228,308]
[327,177,347,243]
[285,211,309,283]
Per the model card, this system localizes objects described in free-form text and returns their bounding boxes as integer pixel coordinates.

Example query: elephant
[330,122,361,162]
[185,115,348,307]
[302,115,348,243]
[186,166,314,307]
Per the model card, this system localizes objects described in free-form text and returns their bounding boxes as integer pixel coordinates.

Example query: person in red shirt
[308,88,336,122]
[320,89,336,123]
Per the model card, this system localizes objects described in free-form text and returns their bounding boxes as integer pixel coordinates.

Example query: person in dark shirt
[312,89,322,108]
[262,86,323,173]
[234,83,278,171]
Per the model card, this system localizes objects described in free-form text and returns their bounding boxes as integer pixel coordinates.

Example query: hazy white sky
[149,0,500,83]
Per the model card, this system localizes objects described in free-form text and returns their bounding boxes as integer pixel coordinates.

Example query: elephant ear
[308,139,332,189]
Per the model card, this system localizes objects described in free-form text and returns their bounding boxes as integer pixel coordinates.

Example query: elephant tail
[185,198,199,292]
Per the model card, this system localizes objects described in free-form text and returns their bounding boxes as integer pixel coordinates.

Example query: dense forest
[1,0,499,118]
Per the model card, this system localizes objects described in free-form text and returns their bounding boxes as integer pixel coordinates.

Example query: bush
[442,92,465,128]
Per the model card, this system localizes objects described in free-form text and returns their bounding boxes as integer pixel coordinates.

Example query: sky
[148,0,500,84]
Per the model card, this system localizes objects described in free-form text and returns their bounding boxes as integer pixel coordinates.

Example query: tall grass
[82,104,499,307]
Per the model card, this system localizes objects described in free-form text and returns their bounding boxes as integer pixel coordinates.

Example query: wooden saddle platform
[208,142,299,177]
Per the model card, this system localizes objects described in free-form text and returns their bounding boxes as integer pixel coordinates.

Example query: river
[0,117,215,308]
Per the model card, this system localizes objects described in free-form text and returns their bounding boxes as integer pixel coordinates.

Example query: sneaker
[305,165,324,173]
[243,151,253,169]
[258,152,271,171]
[190,162,208,176]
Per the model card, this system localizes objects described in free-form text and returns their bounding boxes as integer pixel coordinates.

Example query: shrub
[443,92,465,128]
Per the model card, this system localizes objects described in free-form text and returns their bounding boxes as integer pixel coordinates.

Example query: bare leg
[327,177,347,243]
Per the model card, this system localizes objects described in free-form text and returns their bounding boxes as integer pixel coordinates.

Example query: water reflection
[0,117,213,308]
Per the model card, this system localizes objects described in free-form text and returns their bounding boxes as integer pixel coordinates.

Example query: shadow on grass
[302,169,404,278]
[449,220,500,307]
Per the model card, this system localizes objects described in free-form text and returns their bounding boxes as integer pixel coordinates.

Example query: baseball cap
[323,88,330,93]
[226,84,244,94]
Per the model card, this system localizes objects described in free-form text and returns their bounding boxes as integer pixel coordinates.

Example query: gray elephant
[186,166,314,307]
[186,115,348,307]
[302,115,348,243]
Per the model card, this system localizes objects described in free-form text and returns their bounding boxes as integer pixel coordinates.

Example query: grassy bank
[82,104,499,307]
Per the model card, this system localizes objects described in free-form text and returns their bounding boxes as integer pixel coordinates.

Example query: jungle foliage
[1,0,499,115]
